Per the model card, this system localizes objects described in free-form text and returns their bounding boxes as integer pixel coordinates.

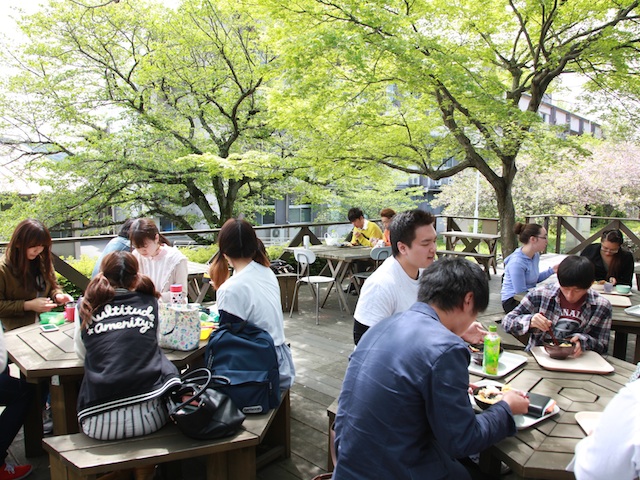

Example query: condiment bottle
[483,325,500,375]
[170,284,186,305]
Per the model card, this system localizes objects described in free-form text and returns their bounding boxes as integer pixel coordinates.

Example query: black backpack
[205,311,281,414]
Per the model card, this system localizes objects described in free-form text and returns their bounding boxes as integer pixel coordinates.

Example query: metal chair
[290,248,344,325]
[351,246,392,294]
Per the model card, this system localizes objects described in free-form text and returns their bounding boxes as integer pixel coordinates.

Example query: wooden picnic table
[609,290,640,363]
[285,245,373,315]
[4,321,207,456]
[186,260,209,303]
[327,341,635,479]
[475,354,635,479]
[438,231,500,277]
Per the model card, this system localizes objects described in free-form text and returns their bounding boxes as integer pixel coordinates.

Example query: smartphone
[40,324,59,332]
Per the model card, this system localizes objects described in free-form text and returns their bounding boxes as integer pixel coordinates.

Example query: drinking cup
[64,302,77,322]
[603,282,613,293]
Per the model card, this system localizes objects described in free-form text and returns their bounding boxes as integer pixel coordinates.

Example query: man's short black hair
[347,208,364,222]
[418,257,489,314]
[389,209,435,256]
[557,256,595,290]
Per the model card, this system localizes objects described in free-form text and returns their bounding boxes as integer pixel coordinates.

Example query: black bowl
[468,343,505,366]
[543,340,575,360]
[472,386,504,410]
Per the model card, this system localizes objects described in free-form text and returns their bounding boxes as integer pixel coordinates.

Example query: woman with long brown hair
[0,219,73,331]
[74,251,179,442]
[210,218,295,391]
[580,229,634,286]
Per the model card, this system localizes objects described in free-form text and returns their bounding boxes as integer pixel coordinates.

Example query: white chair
[290,248,343,325]
[351,246,392,294]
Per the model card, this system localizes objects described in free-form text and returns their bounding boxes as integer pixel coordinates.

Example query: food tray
[530,347,614,374]
[469,380,560,430]
[624,305,640,318]
[468,351,527,378]
[575,411,602,436]
[600,293,632,307]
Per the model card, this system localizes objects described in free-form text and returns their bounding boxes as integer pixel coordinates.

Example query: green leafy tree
[259,0,640,255]
[0,0,375,236]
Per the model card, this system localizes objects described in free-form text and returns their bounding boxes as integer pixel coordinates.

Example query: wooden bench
[43,391,291,480]
[436,250,494,277]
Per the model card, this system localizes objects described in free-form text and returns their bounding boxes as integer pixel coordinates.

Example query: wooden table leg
[320,260,351,315]
[50,374,81,435]
[613,331,629,361]
[23,379,45,457]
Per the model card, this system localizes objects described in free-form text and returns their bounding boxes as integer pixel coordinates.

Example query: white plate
[468,351,528,378]
[624,305,640,318]
[469,380,560,430]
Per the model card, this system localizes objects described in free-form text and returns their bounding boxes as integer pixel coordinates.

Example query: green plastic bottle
[483,325,500,375]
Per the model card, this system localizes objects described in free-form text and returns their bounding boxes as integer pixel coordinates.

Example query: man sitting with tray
[333,258,530,480]
[502,255,612,356]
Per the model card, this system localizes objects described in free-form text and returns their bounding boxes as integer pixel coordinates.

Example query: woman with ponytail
[74,251,179,442]
[210,218,295,390]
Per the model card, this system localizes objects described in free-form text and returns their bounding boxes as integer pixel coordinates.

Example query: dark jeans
[0,369,34,463]
[502,297,520,314]
[353,319,370,346]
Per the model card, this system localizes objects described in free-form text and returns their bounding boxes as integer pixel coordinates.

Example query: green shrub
[178,245,218,264]
[266,245,284,261]
[56,254,94,299]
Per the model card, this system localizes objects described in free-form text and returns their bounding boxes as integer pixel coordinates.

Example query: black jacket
[580,244,635,286]
[77,290,179,420]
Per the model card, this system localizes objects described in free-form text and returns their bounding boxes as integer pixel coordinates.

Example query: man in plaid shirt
[502,256,612,355]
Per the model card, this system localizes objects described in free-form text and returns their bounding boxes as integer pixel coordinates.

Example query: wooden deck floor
[9,261,638,480]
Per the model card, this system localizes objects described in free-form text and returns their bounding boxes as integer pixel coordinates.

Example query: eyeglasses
[601,246,619,254]
[534,235,548,240]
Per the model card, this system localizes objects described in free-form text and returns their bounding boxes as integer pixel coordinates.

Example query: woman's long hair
[209,219,270,289]
[80,251,159,329]
[128,218,171,249]
[601,229,626,281]
[6,219,57,291]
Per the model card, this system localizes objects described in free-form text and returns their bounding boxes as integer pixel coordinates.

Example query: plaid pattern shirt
[502,284,612,354]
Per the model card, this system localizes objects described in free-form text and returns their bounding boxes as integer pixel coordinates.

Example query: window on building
[289,205,312,223]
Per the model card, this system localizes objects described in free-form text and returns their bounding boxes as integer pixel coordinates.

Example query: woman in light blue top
[501,222,557,313]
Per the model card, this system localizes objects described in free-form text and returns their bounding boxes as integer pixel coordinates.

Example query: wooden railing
[526,215,640,260]
[4,214,637,295]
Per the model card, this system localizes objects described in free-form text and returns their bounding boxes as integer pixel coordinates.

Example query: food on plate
[474,384,512,408]
[594,280,606,285]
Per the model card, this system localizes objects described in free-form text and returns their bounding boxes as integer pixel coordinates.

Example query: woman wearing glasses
[580,229,634,286]
[501,222,558,313]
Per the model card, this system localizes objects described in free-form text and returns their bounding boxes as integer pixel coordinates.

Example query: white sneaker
[42,407,53,435]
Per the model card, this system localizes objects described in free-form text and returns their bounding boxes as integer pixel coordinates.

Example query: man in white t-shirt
[353,209,487,345]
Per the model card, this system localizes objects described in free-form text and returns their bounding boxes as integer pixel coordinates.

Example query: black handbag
[166,368,245,440]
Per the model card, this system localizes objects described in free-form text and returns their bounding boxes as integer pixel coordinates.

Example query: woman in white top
[210,219,295,390]
[129,218,188,303]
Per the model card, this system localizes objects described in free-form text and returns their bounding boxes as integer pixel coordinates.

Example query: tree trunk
[495,179,517,259]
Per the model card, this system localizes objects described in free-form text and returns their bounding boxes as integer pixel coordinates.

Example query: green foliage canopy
[258,0,640,255]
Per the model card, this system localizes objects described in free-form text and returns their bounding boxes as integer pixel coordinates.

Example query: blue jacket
[501,248,553,301]
[91,236,131,278]
[334,303,516,480]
